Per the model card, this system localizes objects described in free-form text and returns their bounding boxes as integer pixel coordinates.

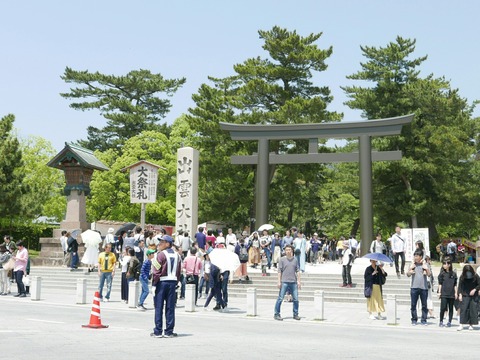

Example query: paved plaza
[2,260,479,359]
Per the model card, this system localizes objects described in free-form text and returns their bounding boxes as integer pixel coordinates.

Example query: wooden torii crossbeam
[220,114,414,253]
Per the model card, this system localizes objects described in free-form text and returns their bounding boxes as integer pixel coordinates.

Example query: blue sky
[1,0,478,151]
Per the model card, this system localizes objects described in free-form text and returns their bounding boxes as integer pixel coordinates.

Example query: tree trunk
[401,174,418,228]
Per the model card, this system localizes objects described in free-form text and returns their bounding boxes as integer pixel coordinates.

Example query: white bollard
[247,288,257,316]
[128,281,140,308]
[76,278,87,304]
[185,284,196,312]
[387,294,397,325]
[313,290,325,320]
[30,276,41,301]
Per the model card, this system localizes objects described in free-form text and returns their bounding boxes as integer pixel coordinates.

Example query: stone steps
[28,267,439,305]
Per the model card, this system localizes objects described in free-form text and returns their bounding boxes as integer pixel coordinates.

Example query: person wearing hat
[137,249,156,311]
[151,235,181,338]
[0,244,12,295]
[103,228,116,249]
[340,241,353,288]
[12,240,28,297]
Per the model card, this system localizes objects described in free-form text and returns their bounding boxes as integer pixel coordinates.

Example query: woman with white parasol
[81,230,102,272]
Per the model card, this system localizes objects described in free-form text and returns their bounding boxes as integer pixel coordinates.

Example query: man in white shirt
[226,228,237,252]
[60,230,69,266]
[391,226,406,278]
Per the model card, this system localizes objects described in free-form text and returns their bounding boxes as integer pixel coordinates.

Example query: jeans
[153,281,177,336]
[15,270,26,295]
[264,248,272,268]
[410,288,428,323]
[394,252,405,274]
[219,271,229,306]
[71,252,78,269]
[274,282,299,316]
[139,276,150,305]
[342,265,352,285]
[98,272,113,300]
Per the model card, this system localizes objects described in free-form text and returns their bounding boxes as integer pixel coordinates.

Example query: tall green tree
[343,37,480,240]
[20,136,66,221]
[87,130,176,224]
[60,67,186,152]
[187,27,341,230]
[0,114,27,226]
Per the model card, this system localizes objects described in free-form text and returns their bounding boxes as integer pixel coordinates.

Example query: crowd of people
[3,224,480,335]
[0,236,30,298]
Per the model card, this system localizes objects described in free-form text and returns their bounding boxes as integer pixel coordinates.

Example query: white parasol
[258,224,274,232]
[208,248,240,272]
[80,229,102,248]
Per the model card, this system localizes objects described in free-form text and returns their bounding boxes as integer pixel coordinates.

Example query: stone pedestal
[31,237,84,266]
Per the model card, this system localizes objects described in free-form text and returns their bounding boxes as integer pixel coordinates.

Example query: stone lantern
[33,143,109,265]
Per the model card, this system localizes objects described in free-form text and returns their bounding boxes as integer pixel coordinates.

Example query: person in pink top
[183,247,202,305]
[13,240,28,297]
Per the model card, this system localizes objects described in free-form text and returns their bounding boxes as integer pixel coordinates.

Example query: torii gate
[220,114,413,253]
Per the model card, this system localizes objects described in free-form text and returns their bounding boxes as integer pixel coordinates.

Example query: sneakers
[212,305,221,311]
[163,333,178,338]
[339,284,347,288]
[411,321,417,326]
[104,298,109,302]
[446,322,451,327]
[150,333,163,338]
[274,314,283,321]
[293,315,300,321]
[369,314,377,320]
[19,294,26,298]
[421,322,427,326]
[457,325,463,331]
[439,321,444,327]
[377,315,386,320]
[346,284,352,288]
[137,304,147,311]
[468,325,474,331]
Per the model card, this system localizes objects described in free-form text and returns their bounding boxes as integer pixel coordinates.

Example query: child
[437,257,457,327]
[260,250,268,276]
[137,249,156,311]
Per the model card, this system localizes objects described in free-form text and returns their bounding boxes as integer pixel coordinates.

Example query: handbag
[186,258,197,284]
[2,258,15,271]
[22,275,30,287]
[364,285,372,298]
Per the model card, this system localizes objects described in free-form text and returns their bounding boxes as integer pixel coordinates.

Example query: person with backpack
[235,237,249,282]
[446,239,457,263]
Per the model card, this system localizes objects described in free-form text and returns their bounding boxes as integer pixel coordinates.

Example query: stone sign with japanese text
[175,147,199,236]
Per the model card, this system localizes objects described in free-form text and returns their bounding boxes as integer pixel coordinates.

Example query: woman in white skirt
[364,260,387,320]
[271,232,282,268]
[81,236,100,272]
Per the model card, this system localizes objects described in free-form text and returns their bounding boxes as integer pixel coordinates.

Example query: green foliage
[87,131,177,224]
[343,36,480,240]
[20,136,66,221]
[187,26,341,230]
[60,67,186,152]
[0,114,27,220]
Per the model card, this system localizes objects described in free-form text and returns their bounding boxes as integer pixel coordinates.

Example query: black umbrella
[115,222,137,236]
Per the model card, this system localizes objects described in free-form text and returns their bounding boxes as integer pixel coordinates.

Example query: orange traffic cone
[82,291,109,329]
